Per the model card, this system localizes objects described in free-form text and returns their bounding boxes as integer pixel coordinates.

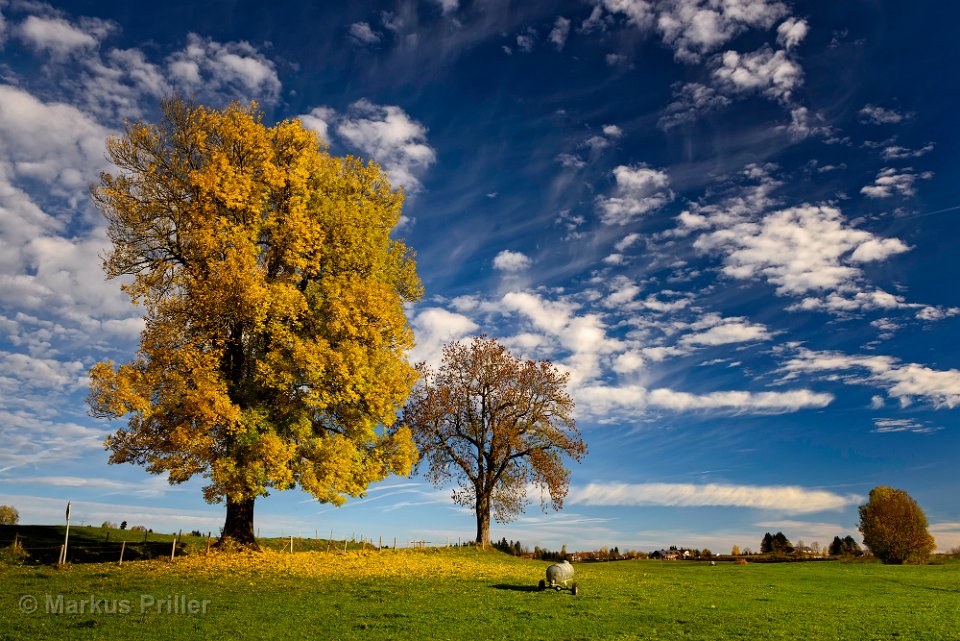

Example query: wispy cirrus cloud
[576,384,833,414]
[568,482,861,513]
[871,418,942,434]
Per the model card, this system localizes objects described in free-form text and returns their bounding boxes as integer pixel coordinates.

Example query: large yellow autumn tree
[88,98,421,547]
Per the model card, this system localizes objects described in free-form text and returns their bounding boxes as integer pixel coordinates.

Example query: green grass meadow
[1,547,958,641]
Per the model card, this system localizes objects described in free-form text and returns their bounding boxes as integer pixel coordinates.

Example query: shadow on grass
[491,584,541,592]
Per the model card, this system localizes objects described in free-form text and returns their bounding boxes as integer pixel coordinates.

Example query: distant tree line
[828,535,862,557]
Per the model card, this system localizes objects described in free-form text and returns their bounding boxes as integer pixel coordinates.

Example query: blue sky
[1,0,958,554]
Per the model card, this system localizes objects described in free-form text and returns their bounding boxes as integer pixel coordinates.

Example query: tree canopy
[0,505,19,525]
[402,336,586,546]
[760,531,793,555]
[828,535,862,557]
[858,486,936,564]
[88,98,421,545]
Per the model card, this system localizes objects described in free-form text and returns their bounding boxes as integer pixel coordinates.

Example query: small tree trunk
[475,494,491,547]
[217,496,259,549]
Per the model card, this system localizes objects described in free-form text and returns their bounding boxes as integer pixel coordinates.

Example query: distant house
[651,549,681,560]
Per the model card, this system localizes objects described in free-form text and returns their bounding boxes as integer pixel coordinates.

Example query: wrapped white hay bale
[539,559,578,594]
[546,559,574,586]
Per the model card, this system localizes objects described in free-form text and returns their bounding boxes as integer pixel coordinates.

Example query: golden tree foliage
[402,336,586,546]
[0,505,19,525]
[88,98,421,541]
[858,486,936,564]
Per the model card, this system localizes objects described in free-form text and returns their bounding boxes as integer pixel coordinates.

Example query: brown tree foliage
[858,486,936,564]
[402,336,586,546]
[87,98,421,546]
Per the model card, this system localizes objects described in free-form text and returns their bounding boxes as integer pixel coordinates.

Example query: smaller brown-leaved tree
[403,336,586,546]
[858,486,936,564]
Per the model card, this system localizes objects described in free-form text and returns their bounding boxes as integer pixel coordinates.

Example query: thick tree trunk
[217,496,259,549]
[475,495,491,547]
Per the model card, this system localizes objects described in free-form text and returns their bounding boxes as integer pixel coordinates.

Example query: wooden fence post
[119,541,126,566]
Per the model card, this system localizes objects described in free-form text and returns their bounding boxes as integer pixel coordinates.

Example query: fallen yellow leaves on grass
[138,548,533,583]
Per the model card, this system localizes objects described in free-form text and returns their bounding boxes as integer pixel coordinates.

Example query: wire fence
[1,527,467,566]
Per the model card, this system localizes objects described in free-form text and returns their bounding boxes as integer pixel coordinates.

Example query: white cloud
[776,17,808,49]
[871,418,941,434]
[0,84,112,194]
[782,347,960,409]
[17,15,100,56]
[0,409,107,469]
[166,33,281,103]
[556,153,587,170]
[594,1,793,63]
[0,351,85,391]
[654,0,789,63]
[602,0,655,29]
[569,481,858,513]
[615,232,642,252]
[336,99,437,193]
[582,135,610,152]
[712,46,803,102]
[492,250,532,272]
[549,16,571,50]
[430,0,459,15]
[501,291,620,385]
[597,165,673,225]
[603,253,625,265]
[791,290,956,319]
[577,383,833,414]
[695,205,912,302]
[680,315,772,347]
[881,143,934,160]
[409,307,478,366]
[516,33,535,53]
[602,124,623,138]
[659,82,732,128]
[297,106,337,144]
[781,106,830,140]
[859,104,909,125]
[349,21,382,45]
[606,52,626,65]
[929,523,960,552]
[612,350,646,374]
[860,167,932,199]
[848,237,911,263]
